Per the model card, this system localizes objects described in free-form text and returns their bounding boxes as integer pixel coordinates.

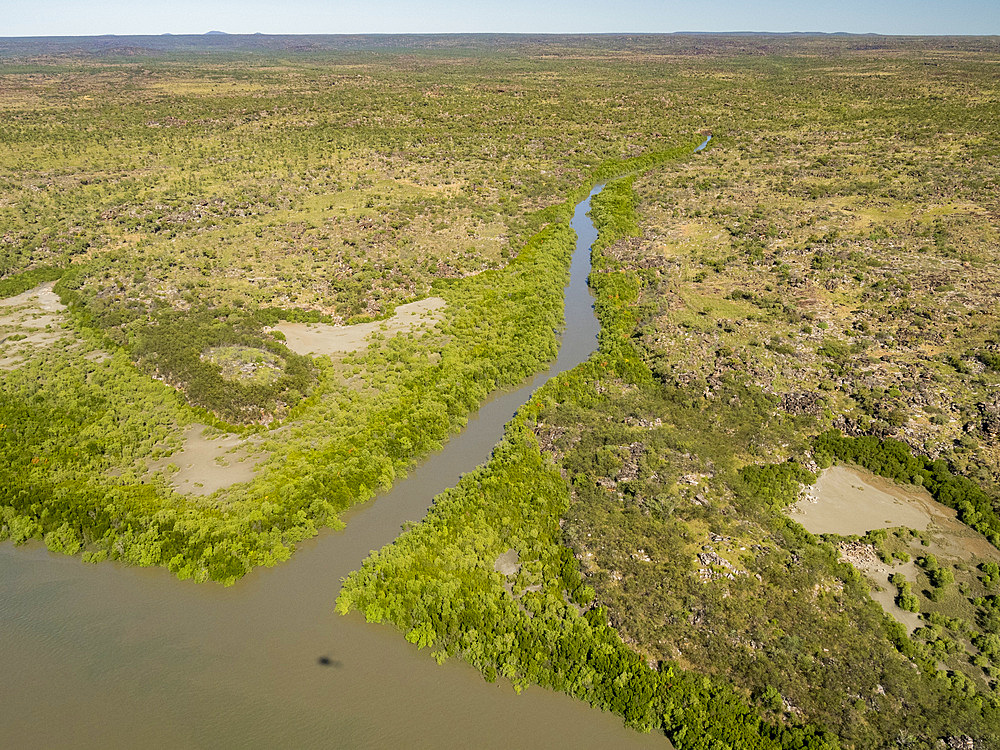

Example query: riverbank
[338,168,843,749]
[0,180,670,749]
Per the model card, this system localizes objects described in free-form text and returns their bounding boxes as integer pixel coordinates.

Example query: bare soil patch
[147,424,263,495]
[790,465,1000,631]
[0,282,69,369]
[0,281,65,314]
[791,465,933,536]
[494,548,521,576]
[270,296,445,357]
[793,466,1000,562]
[0,281,111,370]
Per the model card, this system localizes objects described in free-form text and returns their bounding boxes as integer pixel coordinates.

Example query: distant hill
[0,32,994,59]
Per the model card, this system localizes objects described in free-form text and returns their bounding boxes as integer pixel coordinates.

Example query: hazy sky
[4,0,998,37]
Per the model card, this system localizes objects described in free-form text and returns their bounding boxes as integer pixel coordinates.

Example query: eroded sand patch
[271,296,446,357]
[791,465,933,536]
[0,282,69,369]
[790,465,1000,631]
[147,424,263,495]
[839,542,923,633]
[0,281,110,370]
[494,548,521,576]
[794,466,1000,562]
[0,281,66,314]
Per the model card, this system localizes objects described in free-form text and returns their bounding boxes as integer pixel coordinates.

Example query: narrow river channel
[0,184,673,748]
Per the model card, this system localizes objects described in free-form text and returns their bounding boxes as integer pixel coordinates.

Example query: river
[0,184,671,748]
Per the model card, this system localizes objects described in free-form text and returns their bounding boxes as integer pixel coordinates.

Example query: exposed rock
[780,390,822,416]
[617,442,646,483]
[978,396,1000,436]
[838,541,880,568]
[696,545,745,582]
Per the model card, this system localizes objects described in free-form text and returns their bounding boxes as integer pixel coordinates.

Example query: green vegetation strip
[0,219,574,581]
[0,139,694,584]
[0,265,65,299]
[339,162,1000,748]
[338,411,836,748]
[339,172,840,749]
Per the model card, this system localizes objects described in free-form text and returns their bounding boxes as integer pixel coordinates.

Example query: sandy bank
[270,296,446,357]
[147,424,263,495]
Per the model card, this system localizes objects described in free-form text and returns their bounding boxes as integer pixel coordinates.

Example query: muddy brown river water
[0,185,670,748]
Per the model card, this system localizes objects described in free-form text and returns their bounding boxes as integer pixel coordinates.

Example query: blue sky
[4,0,998,36]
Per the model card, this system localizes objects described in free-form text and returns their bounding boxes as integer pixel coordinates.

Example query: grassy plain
[337,36,1000,750]
[3,33,1000,749]
[0,36,710,580]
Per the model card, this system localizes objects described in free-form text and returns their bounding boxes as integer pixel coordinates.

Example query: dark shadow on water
[0,180,673,749]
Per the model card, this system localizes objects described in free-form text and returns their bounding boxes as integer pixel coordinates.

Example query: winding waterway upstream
[0,184,670,748]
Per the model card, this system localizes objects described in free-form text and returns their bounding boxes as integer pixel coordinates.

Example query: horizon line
[3,31,1000,39]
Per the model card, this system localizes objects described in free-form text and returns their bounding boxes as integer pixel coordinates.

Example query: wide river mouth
[0,185,669,748]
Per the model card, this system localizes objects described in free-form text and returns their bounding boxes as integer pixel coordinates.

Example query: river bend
[0,184,670,748]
